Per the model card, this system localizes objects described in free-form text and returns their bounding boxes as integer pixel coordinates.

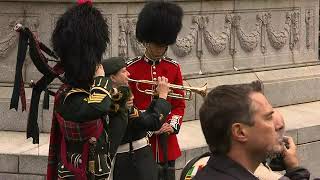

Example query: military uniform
[102,56,173,180]
[127,55,185,163]
[129,2,184,179]
[112,99,171,180]
[47,76,128,180]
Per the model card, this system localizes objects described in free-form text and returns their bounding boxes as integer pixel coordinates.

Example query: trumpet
[128,78,207,100]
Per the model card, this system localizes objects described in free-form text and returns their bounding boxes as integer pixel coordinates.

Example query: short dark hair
[199,81,263,154]
[52,3,109,89]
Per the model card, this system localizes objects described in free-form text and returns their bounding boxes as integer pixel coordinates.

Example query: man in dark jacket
[194,81,310,180]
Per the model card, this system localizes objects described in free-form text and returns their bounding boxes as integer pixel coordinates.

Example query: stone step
[0,101,320,179]
[184,64,320,121]
[3,64,320,132]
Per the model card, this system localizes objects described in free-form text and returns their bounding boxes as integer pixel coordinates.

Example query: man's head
[102,57,130,87]
[199,81,284,160]
[52,2,109,88]
[136,1,183,60]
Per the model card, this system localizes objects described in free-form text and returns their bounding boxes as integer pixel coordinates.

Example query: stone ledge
[1,101,320,178]
[0,154,18,173]
[0,173,45,180]
[3,65,320,129]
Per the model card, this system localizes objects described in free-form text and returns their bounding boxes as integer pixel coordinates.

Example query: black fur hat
[52,3,109,88]
[136,1,183,45]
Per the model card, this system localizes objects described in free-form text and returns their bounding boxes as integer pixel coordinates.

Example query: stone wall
[0,0,319,120]
[0,0,319,179]
[0,0,318,82]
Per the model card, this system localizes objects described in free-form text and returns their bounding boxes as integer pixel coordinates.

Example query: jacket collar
[143,55,161,66]
[207,154,259,180]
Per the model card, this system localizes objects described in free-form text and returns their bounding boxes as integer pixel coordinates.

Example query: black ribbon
[10,25,64,144]
[10,28,28,111]
[43,88,55,110]
[27,64,63,144]
[159,134,169,180]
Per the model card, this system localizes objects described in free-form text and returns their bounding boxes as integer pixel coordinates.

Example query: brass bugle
[128,78,207,100]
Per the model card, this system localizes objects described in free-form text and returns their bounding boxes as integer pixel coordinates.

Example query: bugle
[128,78,207,100]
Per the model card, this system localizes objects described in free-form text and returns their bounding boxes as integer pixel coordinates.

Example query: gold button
[153,72,156,75]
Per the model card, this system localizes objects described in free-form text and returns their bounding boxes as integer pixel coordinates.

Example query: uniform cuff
[169,115,182,134]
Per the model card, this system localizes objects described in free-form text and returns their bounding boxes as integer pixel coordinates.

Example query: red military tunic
[127,56,185,162]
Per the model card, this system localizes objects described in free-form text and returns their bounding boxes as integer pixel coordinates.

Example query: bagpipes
[10,23,64,144]
[10,23,131,145]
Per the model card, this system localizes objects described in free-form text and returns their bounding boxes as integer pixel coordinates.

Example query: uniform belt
[116,137,149,154]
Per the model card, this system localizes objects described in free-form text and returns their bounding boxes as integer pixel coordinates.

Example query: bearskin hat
[136,1,183,45]
[51,2,109,89]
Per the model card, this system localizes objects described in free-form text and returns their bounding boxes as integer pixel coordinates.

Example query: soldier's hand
[127,94,134,109]
[159,123,174,134]
[95,64,105,77]
[282,136,299,170]
[156,76,169,99]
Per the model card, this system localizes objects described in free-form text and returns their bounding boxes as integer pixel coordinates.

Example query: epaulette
[126,56,142,67]
[63,88,89,103]
[162,56,179,66]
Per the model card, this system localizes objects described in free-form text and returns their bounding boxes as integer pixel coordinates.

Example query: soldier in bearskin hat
[126,1,185,180]
[46,1,129,179]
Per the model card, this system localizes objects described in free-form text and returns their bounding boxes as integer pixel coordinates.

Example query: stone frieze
[0,15,39,58]
[118,8,304,59]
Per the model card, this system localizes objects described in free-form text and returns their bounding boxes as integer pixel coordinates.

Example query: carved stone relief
[260,11,300,51]
[289,11,300,50]
[0,15,39,59]
[233,14,261,52]
[265,12,290,50]
[116,8,307,77]
[118,17,144,58]
[203,14,232,55]
[305,9,314,49]
[118,18,128,57]
[103,16,112,59]
[170,17,197,58]
[118,9,301,61]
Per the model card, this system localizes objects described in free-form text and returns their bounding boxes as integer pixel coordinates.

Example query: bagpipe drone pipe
[10,23,64,144]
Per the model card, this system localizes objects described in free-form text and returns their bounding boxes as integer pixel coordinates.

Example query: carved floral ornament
[118,17,145,58]
[0,17,39,58]
[118,10,304,59]
[305,9,314,49]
